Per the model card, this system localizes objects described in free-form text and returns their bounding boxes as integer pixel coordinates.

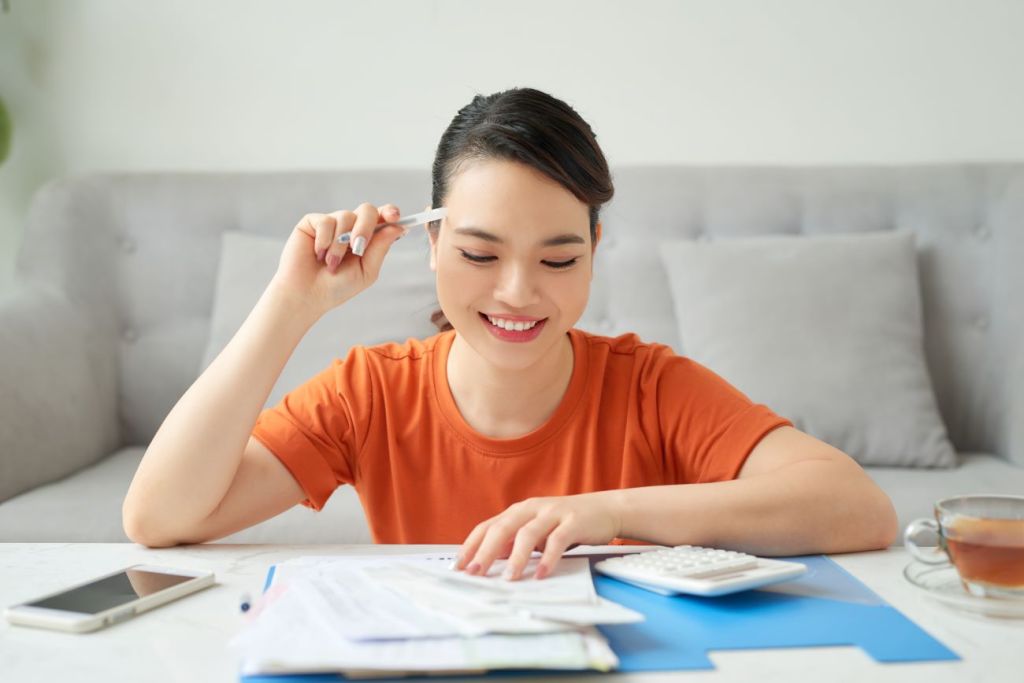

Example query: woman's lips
[479,312,548,343]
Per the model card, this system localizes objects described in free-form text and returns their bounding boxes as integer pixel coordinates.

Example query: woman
[123,87,898,580]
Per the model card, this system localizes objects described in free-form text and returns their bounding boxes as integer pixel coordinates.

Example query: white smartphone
[4,564,215,633]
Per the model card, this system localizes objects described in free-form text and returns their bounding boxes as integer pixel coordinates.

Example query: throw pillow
[659,230,956,468]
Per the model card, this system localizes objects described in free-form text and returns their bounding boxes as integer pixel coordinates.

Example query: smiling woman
[430,158,598,377]
[425,88,613,335]
[124,87,897,580]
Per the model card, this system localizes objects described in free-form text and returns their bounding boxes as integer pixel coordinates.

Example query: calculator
[593,545,807,597]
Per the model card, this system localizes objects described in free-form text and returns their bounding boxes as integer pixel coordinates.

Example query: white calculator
[593,545,807,597]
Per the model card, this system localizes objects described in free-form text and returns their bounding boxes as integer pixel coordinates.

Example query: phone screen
[26,569,194,615]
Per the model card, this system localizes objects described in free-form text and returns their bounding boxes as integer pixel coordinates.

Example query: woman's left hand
[454,492,624,581]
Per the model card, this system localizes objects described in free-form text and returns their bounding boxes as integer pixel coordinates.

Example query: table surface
[1,544,1021,683]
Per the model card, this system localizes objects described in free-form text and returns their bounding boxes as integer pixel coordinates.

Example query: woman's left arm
[615,426,899,556]
[456,426,898,581]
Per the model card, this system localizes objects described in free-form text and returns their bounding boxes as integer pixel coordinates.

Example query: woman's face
[428,158,598,371]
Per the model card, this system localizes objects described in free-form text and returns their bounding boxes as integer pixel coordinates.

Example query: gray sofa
[2,165,1022,544]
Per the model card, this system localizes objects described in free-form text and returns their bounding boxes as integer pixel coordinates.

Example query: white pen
[337,206,447,244]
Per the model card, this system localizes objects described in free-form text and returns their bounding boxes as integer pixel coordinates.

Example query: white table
[1,544,1021,683]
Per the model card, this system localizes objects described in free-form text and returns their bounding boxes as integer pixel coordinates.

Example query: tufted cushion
[659,231,956,468]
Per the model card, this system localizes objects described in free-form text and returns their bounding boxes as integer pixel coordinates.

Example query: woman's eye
[458,250,496,264]
[543,258,579,269]
[457,250,579,269]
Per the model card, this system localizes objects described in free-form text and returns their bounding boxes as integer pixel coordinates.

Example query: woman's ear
[424,204,438,272]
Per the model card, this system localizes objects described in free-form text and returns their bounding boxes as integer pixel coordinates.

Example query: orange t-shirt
[252,328,791,544]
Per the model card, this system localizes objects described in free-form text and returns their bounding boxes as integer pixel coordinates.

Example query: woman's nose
[493,264,541,309]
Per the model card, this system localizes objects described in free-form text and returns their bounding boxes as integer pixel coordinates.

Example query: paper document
[230,550,645,676]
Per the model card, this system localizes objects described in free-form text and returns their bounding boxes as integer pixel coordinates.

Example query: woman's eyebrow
[453,226,586,247]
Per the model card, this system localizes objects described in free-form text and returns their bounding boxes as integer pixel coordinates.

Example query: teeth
[486,315,540,332]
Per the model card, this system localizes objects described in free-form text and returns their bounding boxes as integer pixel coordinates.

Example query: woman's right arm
[122,203,406,547]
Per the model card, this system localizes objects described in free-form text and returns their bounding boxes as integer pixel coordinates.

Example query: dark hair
[427,87,614,332]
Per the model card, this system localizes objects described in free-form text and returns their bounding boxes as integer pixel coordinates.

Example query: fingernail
[467,562,482,575]
[315,247,326,261]
[502,568,515,581]
[337,233,352,244]
[352,235,367,256]
[389,207,401,218]
[535,565,548,580]
[326,254,339,270]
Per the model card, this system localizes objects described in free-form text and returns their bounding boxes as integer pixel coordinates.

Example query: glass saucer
[903,562,1024,619]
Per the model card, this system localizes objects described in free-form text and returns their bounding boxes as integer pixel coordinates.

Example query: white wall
[2,0,1023,291]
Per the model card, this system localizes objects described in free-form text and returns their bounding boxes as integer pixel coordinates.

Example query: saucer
[903,562,1024,619]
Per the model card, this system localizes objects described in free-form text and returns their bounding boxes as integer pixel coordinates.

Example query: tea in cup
[904,494,1024,599]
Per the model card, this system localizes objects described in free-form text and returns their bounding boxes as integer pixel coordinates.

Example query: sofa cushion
[660,231,955,468]
[0,447,372,543]
[201,230,439,410]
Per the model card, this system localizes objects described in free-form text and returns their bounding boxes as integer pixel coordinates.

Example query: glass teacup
[904,494,1024,599]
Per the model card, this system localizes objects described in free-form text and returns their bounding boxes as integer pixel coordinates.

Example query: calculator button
[671,558,758,578]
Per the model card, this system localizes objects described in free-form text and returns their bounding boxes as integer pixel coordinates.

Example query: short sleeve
[652,353,792,484]
[251,348,370,511]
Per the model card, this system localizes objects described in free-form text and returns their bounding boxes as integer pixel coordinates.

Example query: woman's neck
[446,332,575,439]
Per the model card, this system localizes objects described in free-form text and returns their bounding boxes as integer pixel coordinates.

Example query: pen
[337,206,447,244]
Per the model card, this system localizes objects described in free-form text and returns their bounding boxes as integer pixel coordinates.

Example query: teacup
[904,494,1024,599]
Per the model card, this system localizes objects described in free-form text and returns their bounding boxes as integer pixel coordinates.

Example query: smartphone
[4,564,215,633]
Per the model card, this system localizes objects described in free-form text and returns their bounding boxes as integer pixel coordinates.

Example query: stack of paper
[230,553,644,677]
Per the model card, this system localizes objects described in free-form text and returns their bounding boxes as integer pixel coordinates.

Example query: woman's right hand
[268,202,406,318]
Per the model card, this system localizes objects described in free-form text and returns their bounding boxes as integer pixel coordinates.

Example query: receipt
[230,552,637,676]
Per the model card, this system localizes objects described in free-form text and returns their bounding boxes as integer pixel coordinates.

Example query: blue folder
[241,554,958,681]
